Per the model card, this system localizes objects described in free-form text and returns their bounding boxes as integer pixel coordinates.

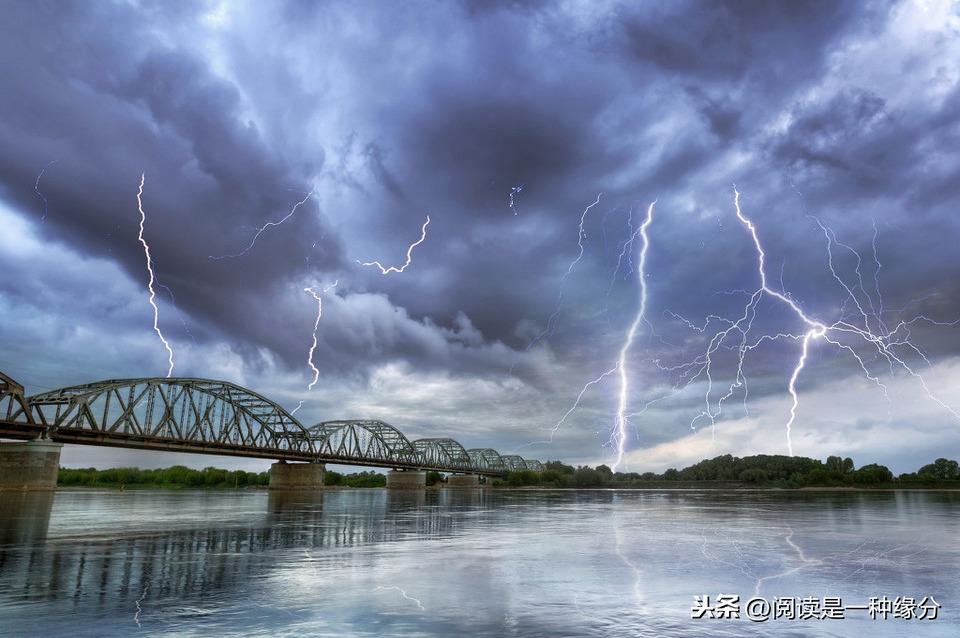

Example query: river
[0,489,957,636]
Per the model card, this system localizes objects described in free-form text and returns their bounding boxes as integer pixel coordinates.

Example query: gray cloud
[2,0,959,470]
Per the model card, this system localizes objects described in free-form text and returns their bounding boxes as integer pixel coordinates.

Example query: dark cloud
[1,0,959,468]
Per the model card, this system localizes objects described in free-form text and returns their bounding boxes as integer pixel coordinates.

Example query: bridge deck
[0,375,539,477]
[0,421,505,475]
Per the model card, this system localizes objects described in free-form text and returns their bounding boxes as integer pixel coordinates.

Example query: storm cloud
[2,0,959,473]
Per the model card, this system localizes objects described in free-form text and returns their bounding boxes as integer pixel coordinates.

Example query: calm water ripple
[0,489,957,637]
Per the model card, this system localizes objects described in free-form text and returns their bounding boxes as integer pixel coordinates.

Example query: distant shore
[51,454,960,492]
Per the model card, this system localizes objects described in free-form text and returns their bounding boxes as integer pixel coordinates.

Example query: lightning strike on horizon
[609,200,656,470]
[34,160,57,221]
[508,185,523,214]
[528,201,655,464]
[209,187,316,260]
[375,586,425,611]
[357,215,431,274]
[665,187,960,456]
[136,173,175,377]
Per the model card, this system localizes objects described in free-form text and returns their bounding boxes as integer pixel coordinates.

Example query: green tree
[344,471,386,487]
[851,464,893,484]
[595,465,614,482]
[825,456,855,474]
[738,468,768,483]
[917,458,960,480]
[573,466,604,487]
[539,469,568,487]
[544,461,575,474]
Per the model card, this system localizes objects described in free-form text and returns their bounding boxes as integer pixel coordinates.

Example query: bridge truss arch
[412,438,472,471]
[19,378,314,459]
[499,454,529,471]
[523,459,544,472]
[466,448,506,472]
[309,420,420,466]
[0,372,34,427]
[0,370,536,476]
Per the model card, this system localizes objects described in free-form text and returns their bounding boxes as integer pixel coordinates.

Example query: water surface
[0,489,957,636]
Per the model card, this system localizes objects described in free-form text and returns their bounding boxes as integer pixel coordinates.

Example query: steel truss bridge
[0,372,543,477]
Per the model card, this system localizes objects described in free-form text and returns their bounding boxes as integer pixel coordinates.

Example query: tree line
[57,455,960,489]
[496,455,960,488]
[58,465,402,489]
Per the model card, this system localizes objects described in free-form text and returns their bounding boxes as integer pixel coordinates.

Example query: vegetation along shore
[55,454,960,490]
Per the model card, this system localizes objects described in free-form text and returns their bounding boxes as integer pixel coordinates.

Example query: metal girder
[21,378,314,457]
[0,371,544,476]
[466,448,506,472]
[1,372,33,424]
[500,454,528,471]
[523,459,544,472]
[309,420,420,465]
[412,437,472,471]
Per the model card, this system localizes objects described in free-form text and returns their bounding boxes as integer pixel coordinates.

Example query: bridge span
[0,372,543,490]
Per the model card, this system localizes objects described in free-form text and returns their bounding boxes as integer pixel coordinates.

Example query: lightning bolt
[375,585,425,611]
[34,160,57,221]
[508,185,523,214]
[603,205,638,314]
[752,526,822,596]
[136,173,174,377]
[357,215,431,274]
[610,201,656,470]
[133,578,149,629]
[524,194,603,353]
[667,186,959,456]
[154,281,197,345]
[699,525,927,598]
[209,187,316,260]
[526,200,655,461]
[304,280,339,391]
[613,513,643,607]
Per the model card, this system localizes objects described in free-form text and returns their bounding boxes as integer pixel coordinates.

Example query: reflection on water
[0,489,957,637]
[0,492,53,545]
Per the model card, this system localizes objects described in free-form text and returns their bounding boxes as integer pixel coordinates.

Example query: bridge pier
[0,440,63,491]
[386,469,426,489]
[446,474,481,488]
[269,461,325,490]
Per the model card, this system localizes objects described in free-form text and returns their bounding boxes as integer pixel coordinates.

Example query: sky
[2,0,960,475]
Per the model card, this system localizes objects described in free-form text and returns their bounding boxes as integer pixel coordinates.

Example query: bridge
[0,371,543,490]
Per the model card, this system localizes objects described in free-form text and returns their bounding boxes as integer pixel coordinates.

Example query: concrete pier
[0,440,63,490]
[269,461,325,490]
[386,470,426,489]
[446,474,481,488]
